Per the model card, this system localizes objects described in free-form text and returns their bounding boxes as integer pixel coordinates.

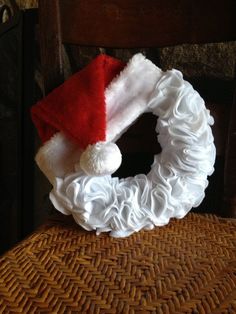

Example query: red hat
[32,54,125,148]
[32,53,161,181]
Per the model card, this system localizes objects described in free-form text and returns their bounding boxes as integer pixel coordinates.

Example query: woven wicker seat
[0,213,236,313]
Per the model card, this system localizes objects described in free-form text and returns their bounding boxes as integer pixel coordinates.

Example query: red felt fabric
[31,54,125,148]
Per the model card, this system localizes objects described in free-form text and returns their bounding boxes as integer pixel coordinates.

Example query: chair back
[38,0,236,217]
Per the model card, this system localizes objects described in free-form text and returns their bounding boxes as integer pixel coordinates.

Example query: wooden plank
[0,8,22,253]
[224,85,236,217]
[20,10,38,238]
[59,0,236,48]
[39,0,64,93]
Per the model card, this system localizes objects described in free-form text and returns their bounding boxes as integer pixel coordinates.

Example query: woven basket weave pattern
[0,213,236,313]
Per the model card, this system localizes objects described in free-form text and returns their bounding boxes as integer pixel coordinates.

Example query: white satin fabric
[50,57,215,237]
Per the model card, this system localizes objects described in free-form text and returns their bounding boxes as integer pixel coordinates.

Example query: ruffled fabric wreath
[32,53,215,237]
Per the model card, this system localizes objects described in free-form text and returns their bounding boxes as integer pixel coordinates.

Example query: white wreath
[36,54,215,237]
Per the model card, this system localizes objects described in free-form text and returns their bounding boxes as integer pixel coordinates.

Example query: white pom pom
[79,141,122,176]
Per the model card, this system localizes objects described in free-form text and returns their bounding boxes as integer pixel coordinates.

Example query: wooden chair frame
[38,0,236,217]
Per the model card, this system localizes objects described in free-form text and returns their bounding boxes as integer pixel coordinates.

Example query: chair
[0,1,236,313]
[38,0,236,218]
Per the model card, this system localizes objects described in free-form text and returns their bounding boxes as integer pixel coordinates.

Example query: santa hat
[31,53,162,183]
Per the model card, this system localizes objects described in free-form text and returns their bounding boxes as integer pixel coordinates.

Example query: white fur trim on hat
[35,132,82,184]
[105,53,162,142]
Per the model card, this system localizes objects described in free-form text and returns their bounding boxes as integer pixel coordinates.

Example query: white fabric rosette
[43,54,216,237]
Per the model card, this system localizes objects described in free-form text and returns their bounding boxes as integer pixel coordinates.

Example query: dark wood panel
[39,0,64,93]
[20,9,38,239]
[0,6,21,255]
[59,0,236,47]
[224,86,236,217]
[0,8,37,254]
